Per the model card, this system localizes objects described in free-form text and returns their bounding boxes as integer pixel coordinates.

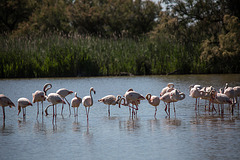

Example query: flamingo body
[82,87,96,121]
[0,94,15,120]
[17,97,33,117]
[98,95,121,116]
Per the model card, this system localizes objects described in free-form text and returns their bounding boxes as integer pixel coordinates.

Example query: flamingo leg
[73,107,76,117]
[37,102,39,118]
[85,107,89,121]
[77,107,78,117]
[154,106,157,118]
[164,103,169,116]
[41,101,44,115]
[168,103,170,117]
[108,105,110,116]
[195,98,197,110]
[53,105,55,118]
[2,107,5,121]
[65,98,71,115]
[61,103,64,115]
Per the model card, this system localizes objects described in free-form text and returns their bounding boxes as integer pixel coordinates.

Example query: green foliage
[0,34,205,78]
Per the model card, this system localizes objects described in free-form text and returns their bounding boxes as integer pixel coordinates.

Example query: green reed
[0,34,203,78]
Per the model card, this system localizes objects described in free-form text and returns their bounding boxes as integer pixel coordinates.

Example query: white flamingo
[160,92,173,116]
[17,98,33,118]
[98,95,121,116]
[233,86,240,108]
[56,88,73,115]
[32,83,52,117]
[145,93,160,118]
[0,94,15,121]
[124,89,145,117]
[189,87,205,110]
[71,92,82,117]
[210,90,233,114]
[45,93,66,118]
[160,83,174,96]
[82,87,96,121]
[170,89,185,113]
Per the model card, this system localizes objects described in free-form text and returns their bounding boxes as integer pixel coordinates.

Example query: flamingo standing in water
[98,95,121,116]
[160,92,173,116]
[17,98,33,118]
[82,87,96,121]
[32,83,52,118]
[233,86,240,108]
[189,87,205,110]
[124,89,145,117]
[145,93,160,118]
[71,92,82,117]
[45,93,66,119]
[0,94,15,121]
[56,88,73,115]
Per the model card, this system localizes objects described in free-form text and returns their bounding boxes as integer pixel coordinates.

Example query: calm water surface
[1,74,240,160]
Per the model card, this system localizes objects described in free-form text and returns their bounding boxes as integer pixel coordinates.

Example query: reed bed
[0,34,205,78]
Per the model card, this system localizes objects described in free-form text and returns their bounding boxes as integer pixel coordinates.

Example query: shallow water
[1,74,240,160]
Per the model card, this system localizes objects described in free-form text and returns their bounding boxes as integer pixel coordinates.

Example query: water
[1,74,240,160]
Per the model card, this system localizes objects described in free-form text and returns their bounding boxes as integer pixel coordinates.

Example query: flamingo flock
[1,82,240,124]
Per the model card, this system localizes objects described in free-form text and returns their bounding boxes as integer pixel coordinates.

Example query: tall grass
[0,34,205,78]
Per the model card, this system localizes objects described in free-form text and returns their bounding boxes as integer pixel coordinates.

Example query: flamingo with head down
[17,98,33,118]
[145,93,160,118]
[71,92,82,117]
[56,88,73,115]
[98,95,121,116]
[0,94,15,121]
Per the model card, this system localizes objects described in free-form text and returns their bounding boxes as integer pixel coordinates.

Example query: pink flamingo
[0,94,15,121]
[98,95,121,116]
[160,83,174,96]
[56,88,73,115]
[45,93,66,119]
[32,83,52,117]
[124,89,145,117]
[71,92,82,117]
[170,89,185,113]
[189,87,205,110]
[210,90,233,114]
[17,98,33,118]
[145,93,160,118]
[233,86,240,108]
[160,92,173,116]
[82,87,96,121]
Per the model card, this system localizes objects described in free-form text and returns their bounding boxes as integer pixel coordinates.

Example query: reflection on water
[1,74,240,160]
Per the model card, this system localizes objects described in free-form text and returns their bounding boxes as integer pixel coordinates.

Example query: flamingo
[32,83,52,117]
[159,92,173,116]
[160,83,174,96]
[82,87,96,121]
[210,90,233,114]
[17,98,33,118]
[189,87,206,110]
[56,88,73,115]
[145,93,160,118]
[170,89,185,113]
[124,89,145,117]
[45,93,66,118]
[71,92,82,117]
[98,95,121,116]
[233,86,240,108]
[0,94,15,121]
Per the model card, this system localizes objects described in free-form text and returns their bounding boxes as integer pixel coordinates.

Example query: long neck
[43,83,52,96]
[90,89,93,105]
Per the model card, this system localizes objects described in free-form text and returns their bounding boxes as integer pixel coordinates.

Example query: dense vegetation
[0,0,240,78]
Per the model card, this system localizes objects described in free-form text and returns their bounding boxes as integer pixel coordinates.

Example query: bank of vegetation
[0,0,239,78]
